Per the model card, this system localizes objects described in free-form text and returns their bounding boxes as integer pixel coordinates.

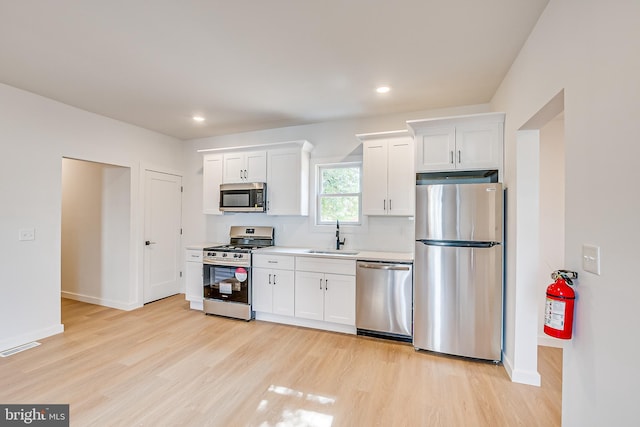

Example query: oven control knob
[222,253,227,257]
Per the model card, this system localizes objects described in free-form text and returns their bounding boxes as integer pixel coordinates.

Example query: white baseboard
[502,349,541,386]
[189,300,203,311]
[0,323,64,353]
[537,334,565,348]
[510,368,541,386]
[255,312,357,335]
[502,350,515,378]
[61,291,141,311]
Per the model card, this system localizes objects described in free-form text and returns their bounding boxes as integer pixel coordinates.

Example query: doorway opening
[61,158,132,310]
[538,112,566,349]
[514,90,565,390]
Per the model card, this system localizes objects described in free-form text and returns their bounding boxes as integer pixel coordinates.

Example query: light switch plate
[19,228,35,241]
[582,244,601,275]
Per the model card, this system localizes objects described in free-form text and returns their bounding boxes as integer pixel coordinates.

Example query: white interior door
[144,170,182,303]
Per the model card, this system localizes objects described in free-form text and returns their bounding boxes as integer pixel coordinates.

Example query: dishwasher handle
[358,263,411,271]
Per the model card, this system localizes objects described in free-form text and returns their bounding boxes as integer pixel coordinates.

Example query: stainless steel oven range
[202,226,274,320]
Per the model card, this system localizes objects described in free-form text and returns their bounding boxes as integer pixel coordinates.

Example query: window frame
[315,161,363,226]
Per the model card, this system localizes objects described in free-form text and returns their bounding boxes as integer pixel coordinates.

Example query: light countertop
[185,242,224,250]
[253,246,413,263]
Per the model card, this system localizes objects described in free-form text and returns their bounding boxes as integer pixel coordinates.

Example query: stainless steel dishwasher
[356,261,413,341]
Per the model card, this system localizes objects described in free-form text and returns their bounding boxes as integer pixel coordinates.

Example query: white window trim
[316,161,362,226]
[309,156,368,234]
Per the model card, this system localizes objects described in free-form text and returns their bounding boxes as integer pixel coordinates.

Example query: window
[316,162,361,225]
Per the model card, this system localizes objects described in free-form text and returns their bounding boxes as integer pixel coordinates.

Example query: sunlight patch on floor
[254,385,336,427]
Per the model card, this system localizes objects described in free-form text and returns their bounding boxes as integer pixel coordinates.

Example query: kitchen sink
[307,249,359,256]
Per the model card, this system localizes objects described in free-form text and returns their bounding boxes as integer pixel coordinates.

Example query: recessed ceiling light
[193,116,205,122]
[376,86,391,94]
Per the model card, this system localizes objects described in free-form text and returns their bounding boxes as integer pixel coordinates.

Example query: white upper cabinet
[267,141,312,216]
[222,150,267,183]
[202,153,223,215]
[413,127,456,171]
[408,113,504,173]
[199,141,313,216]
[359,131,415,216]
[455,122,502,170]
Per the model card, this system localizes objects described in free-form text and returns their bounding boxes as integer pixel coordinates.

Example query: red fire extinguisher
[544,270,578,339]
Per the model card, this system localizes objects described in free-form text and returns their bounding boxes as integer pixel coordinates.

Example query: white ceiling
[0,0,549,140]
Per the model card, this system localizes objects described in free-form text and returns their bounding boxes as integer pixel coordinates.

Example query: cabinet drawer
[186,249,203,262]
[253,254,295,270]
[295,257,356,275]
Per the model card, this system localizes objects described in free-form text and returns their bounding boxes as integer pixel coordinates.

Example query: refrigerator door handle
[417,240,499,248]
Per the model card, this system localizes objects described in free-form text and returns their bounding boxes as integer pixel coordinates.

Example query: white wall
[538,115,565,346]
[491,0,640,425]
[0,83,183,352]
[182,104,490,250]
[61,159,132,309]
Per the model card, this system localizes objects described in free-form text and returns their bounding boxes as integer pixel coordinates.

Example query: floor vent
[0,342,41,357]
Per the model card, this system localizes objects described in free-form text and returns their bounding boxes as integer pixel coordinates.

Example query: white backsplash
[206,214,415,253]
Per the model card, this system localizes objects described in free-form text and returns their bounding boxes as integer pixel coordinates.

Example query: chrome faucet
[336,220,345,250]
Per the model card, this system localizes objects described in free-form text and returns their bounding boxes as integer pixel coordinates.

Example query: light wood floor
[0,296,562,426]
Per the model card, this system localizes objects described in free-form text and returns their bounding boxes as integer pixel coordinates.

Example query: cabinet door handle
[268,273,272,284]
[325,279,328,291]
[273,274,277,285]
[244,169,248,179]
[383,199,386,210]
[319,278,323,290]
[458,150,461,164]
[240,169,243,180]
[450,151,454,164]
[389,199,392,210]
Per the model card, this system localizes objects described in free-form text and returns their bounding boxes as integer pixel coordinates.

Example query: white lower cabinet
[185,249,203,310]
[294,271,355,325]
[253,268,295,316]
[253,253,356,333]
[294,257,356,326]
[252,254,295,316]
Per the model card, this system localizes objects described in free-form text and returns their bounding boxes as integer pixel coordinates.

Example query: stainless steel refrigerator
[413,182,503,361]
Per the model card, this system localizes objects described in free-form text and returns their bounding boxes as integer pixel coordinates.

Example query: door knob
[145,240,156,246]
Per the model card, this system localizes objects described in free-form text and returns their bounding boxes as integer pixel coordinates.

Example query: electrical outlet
[19,228,35,241]
[582,244,601,275]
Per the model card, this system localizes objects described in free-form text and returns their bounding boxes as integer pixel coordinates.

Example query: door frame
[61,156,136,310]
[509,90,564,386]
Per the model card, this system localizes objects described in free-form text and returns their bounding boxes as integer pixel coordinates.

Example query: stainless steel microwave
[219,182,267,212]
